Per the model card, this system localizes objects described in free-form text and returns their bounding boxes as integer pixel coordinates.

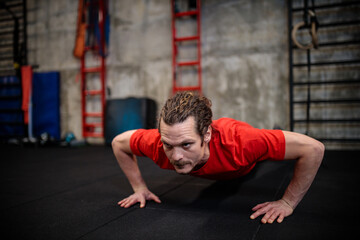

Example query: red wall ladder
[171,0,202,94]
[80,0,106,138]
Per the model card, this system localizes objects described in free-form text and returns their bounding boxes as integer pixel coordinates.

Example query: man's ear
[204,126,212,143]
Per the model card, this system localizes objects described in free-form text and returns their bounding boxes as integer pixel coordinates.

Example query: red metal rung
[83,132,103,137]
[177,61,199,67]
[85,122,103,127]
[84,112,102,117]
[173,86,201,92]
[85,90,102,95]
[83,67,101,73]
[175,36,199,42]
[175,10,198,17]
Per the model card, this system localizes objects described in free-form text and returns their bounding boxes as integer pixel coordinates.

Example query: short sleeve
[241,128,286,164]
[130,129,161,158]
[129,129,174,170]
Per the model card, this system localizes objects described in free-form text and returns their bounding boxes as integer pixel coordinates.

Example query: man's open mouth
[174,162,189,168]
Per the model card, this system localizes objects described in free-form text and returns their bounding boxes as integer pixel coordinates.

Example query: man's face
[160,116,210,175]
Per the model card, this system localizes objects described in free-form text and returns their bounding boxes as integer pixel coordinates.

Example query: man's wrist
[280,198,295,210]
[133,182,148,192]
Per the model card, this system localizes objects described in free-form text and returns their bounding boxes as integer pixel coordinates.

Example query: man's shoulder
[212,118,253,129]
[134,128,159,134]
[211,118,254,144]
[130,128,163,158]
[131,128,161,144]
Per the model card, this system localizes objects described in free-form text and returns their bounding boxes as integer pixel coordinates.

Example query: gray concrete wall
[27,0,289,140]
[26,0,359,148]
[202,0,288,129]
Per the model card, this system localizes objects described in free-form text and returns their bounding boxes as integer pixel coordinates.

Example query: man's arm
[250,131,325,223]
[112,130,161,208]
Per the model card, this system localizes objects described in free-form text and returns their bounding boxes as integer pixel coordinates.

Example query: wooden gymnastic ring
[291,21,313,50]
[310,19,318,48]
[291,10,318,50]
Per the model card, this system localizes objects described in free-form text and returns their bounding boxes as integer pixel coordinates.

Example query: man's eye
[182,143,191,148]
[164,143,172,148]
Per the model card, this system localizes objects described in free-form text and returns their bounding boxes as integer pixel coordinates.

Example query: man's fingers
[122,198,134,208]
[118,198,129,207]
[266,211,279,224]
[261,210,274,224]
[250,202,270,219]
[252,202,269,211]
[139,198,146,208]
[250,208,266,220]
[277,213,284,223]
[151,194,162,204]
[250,211,262,220]
[118,196,137,208]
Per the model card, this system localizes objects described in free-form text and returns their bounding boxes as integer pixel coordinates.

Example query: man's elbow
[311,140,325,165]
[111,130,134,154]
[112,133,126,151]
[112,135,120,149]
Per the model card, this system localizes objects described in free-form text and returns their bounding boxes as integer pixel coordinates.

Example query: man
[112,91,324,224]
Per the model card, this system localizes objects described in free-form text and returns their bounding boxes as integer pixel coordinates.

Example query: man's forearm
[112,142,148,192]
[282,145,324,209]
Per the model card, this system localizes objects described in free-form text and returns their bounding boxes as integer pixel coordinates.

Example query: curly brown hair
[158,91,213,140]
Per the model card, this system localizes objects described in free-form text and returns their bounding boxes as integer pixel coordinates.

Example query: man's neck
[192,143,210,171]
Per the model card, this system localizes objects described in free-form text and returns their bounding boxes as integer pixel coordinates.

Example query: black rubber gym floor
[1,145,359,239]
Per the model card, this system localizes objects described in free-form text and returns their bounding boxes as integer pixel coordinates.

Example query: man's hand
[250,199,293,224]
[118,188,161,208]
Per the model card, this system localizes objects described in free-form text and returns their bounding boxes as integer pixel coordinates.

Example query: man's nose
[172,148,183,161]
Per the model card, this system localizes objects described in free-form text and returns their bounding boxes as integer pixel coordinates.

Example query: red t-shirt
[130,118,286,180]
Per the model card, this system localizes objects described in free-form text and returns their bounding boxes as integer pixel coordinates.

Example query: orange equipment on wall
[74,0,109,138]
